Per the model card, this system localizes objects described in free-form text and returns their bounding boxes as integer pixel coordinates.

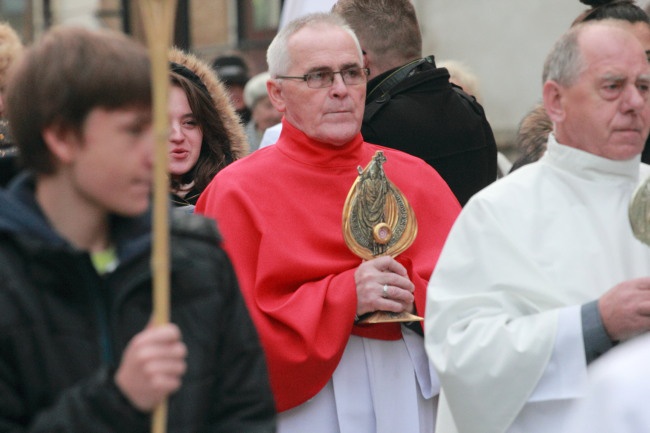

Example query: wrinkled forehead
[582,24,646,61]
[619,21,650,53]
[579,25,649,75]
[287,24,362,71]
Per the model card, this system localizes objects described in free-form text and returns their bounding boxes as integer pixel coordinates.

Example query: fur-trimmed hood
[168,47,249,159]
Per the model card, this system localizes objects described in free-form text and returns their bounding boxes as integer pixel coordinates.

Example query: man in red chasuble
[196,12,460,433]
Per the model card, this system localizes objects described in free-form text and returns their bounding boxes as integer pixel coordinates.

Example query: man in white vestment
[425,20,650,433]
[561,332,650,432]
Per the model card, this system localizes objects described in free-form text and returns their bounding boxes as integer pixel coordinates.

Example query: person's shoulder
[223,144,278,174]
[168,212,237,279]
[170,211,222,245]
[410,60,488,118]
[462,162,546,213]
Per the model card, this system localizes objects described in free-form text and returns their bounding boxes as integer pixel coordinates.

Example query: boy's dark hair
[5,26,151,174]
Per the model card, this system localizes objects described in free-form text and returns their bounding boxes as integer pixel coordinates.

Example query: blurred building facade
[0,0,278,75]
[0,0,604,157]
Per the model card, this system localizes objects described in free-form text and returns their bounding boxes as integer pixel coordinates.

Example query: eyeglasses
[275,67,370,89]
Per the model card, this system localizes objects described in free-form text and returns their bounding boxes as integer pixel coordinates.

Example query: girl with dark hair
[167,49,248,207]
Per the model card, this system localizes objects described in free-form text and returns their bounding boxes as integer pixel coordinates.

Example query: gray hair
[266,12,363,77]
[542,24,585,87]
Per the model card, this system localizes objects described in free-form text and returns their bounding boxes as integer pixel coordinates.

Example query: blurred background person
[332,0,498,206]
[439,58,513,177]
[211,53,252,124]
[438,59,482,102]
[509,103,554,172]
[0,21,22,187]
[243,71,282,152]
[169,48,248,208]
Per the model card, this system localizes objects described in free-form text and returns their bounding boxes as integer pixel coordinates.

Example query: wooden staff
[138,1,177,433]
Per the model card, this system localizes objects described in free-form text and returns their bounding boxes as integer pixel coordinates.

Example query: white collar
[542,133,641,185]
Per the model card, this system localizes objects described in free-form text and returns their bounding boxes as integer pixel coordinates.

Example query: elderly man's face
[268,24,365,146]
[549,25,650,160]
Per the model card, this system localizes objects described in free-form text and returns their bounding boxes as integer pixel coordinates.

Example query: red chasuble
[196,119,460,411]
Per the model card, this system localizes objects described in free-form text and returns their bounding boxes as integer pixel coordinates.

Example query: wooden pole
[138,1,177,433]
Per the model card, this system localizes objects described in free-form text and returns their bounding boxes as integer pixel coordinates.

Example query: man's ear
[42,124,79,165]
[543,80,566,123]
[267,79,287,113]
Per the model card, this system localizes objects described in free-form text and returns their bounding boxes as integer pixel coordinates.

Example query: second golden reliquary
[342,150,422,324]
[629,174,650,246]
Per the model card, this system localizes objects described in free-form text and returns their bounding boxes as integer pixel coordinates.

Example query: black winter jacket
[363,56,498,206]
[0,174,276,433]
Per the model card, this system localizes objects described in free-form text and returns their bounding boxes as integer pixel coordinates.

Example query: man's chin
[607,141,645,161]
[317,124,360,146]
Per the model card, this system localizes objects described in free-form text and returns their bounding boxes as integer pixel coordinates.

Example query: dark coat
[362,56,498,206]
[0,119,19,187]
[0,174,276,433]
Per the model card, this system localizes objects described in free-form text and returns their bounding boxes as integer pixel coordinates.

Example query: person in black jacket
[332,0,498,206]
[1,25,276,433]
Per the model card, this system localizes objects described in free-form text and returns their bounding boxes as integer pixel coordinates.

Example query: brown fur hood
[168,47,249,159]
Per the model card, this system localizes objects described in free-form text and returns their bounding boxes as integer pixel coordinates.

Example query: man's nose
[330,72,349,95]
[624,84,647,112]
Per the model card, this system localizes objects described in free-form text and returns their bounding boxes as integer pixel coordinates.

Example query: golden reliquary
[342,150,422,324]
